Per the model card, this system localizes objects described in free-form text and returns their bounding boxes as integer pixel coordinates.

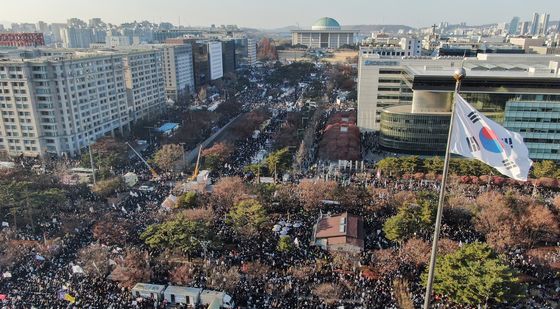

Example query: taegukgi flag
[450,94,532,181]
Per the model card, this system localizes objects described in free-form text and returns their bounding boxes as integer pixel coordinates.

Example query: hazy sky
[2,0,560,29]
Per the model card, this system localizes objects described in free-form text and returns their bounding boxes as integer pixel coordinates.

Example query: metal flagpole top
[453,68,466,82]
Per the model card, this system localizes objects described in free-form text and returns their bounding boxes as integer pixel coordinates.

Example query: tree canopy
[422,242,525,307]
[531,160,560,179]
[153,144,184,171]
[377,156,498,177]
[80,137,128,179]
[140,219,214,255]
[227,199,267,236]
[383,192,437,242]
[202,142,233,170]
[266,147,292,179]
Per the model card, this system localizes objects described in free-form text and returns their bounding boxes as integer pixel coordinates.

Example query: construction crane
[126,142,159,178]
[189,145,203,181]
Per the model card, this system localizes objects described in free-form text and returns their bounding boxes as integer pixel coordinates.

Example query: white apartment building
[121,49,166,121]
[399,37,422,57]
[208,41,223,80]
[0,52,130,157]
[247,38,257,66]
[60,27,94,48]
[162,44,194,102]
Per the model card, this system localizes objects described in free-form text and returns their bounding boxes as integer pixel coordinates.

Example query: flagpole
[423,68,466,309]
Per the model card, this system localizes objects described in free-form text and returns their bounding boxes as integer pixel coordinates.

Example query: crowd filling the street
[1,60,560,309]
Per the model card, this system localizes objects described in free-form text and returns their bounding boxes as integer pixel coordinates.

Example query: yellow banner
[64,294,76,304]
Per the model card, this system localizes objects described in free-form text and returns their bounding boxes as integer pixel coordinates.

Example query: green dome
[312,17,341,30]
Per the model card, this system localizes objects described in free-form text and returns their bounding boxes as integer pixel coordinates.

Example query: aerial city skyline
[1,2,560,309]
[2,0,560,28]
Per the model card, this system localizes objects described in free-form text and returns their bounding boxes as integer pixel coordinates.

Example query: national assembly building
[291,17,357,49]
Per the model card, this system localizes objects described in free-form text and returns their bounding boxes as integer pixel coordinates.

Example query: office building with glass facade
[377,54,560,161]
[380,105,450,153]
[503,100,560,161]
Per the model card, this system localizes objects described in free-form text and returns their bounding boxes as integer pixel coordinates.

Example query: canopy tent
[123,172,139,187]
[156,123,180,136]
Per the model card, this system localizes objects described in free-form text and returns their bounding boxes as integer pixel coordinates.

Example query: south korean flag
[450,94,532,181]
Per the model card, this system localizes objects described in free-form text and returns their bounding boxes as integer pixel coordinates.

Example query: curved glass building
[380,105,450,154]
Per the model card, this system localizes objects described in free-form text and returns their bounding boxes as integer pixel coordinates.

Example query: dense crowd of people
[1,62,559,309]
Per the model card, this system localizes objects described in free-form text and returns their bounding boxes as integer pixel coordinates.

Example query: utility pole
[179,142,187,167]
[88,144,96,185]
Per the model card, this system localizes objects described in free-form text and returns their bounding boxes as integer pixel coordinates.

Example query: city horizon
[1,1,559,308]
[2,0,560,29]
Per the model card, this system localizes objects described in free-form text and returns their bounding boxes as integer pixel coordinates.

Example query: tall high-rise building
[88,18,106,29]
[162,44,195,102]
[221,40,236,75]
[539,13,550,35]
[508,17,520,35]
[10,23,37,33]
[49,24,66,44]
[208,41,223,81]
[0,52,130,157]
[519,21,530,35]
[247,38,257,66]
[61,27,94,48]
[191,42,209,88]
[530,13,540,35]
[36,21,49,33]
[233,38,257,67]
[122,49,166,121]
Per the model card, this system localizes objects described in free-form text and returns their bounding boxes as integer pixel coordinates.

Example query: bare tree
[296,179,337,211]
[77,244,112,276]
[399,238,431,267]
[169,263,196,285]
[212,176,247,209]
[109,248,152,288]
[393,278,414,309]
[311,283,344,305]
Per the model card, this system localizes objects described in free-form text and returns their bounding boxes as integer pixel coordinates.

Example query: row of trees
[243,147,293,180]
[377,156,497,177]
[377,156,560,180]
[381,189,560,253]
[140,197,269,256]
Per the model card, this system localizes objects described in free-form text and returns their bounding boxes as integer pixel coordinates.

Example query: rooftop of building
[314,212,364,240]
[292,17,357,33]
[404,63,559,79]
[0,47,163,63]
[312,17,341,30]
[400,53,560,79]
